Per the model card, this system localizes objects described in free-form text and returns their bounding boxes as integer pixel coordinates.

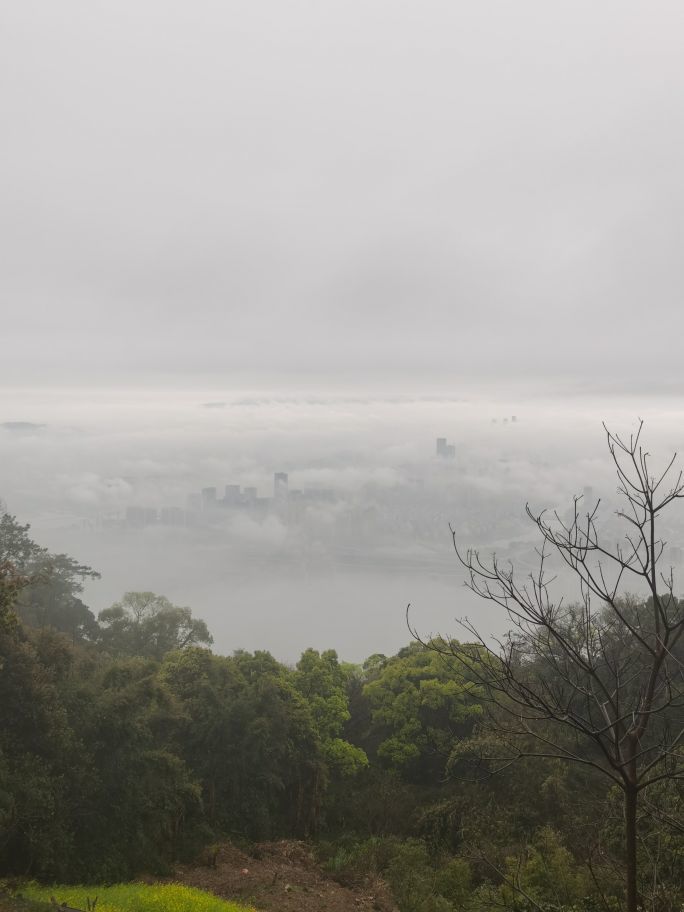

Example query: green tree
[0,561,27,634]
[364,642,482,781]
[162,647,326,839]
[0,626,79,878]
[62,653,203,880]
[0,512,45,565]
[98,591,212,659]
[0,512,100,639]
[294,648,368,777]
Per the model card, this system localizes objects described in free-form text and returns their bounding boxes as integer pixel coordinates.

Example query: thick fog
[3,3,684,659]
[3,390,684,661]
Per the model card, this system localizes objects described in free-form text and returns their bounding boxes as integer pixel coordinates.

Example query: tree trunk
[208,778,216,820]
[625,784,638,912]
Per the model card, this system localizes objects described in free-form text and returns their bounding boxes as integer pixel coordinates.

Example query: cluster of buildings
[187,471,290,515]
[123,436,461,529]
[124,472,335,529]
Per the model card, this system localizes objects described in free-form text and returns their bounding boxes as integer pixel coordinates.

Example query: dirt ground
[168,841,397,912]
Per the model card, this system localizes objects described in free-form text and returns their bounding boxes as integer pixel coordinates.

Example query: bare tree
[413,422,684,912]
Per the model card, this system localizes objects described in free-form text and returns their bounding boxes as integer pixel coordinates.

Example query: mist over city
[4,388,684,660]
[3,2,684,909]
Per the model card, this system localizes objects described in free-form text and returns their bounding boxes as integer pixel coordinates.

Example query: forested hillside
[1,512,682,911]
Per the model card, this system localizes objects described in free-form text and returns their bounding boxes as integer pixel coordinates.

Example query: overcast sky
[3,1,684,390]
[4,5,684,656]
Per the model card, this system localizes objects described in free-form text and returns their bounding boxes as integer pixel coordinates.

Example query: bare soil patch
[167,841,397,912]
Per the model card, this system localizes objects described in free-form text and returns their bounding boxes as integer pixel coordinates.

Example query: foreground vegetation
[0,893,52,912]
[1,488,683,911]
[19,883,253,912]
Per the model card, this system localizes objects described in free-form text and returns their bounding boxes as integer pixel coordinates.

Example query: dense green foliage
[0,514,100,640]
[0,512,682,911]
[99,591,213,659]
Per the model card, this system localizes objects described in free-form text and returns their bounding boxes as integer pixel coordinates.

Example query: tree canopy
[98,591,213,659]
[0,505,682,910]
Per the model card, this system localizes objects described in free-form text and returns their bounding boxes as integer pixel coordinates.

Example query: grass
[17,883,255,912]
[0,893,53,912]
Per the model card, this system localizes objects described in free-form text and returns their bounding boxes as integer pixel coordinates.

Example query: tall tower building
[201,487,217,510]
[436,438,455,458]
[224,484,241,505]
[274,472,289,500]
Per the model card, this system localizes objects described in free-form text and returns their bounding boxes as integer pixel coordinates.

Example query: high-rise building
[161,506,185,525]
[186,493,201,513]
[436,438,455,458]
[201,487,217,510]
[274,472,289,500]
[125,506,158,527]
[223,484,241,505]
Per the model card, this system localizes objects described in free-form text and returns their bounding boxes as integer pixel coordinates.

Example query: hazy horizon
[4,385,684,661]
[4,2,684,659]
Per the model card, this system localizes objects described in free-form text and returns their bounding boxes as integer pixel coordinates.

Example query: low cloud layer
[3,389,684,660]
